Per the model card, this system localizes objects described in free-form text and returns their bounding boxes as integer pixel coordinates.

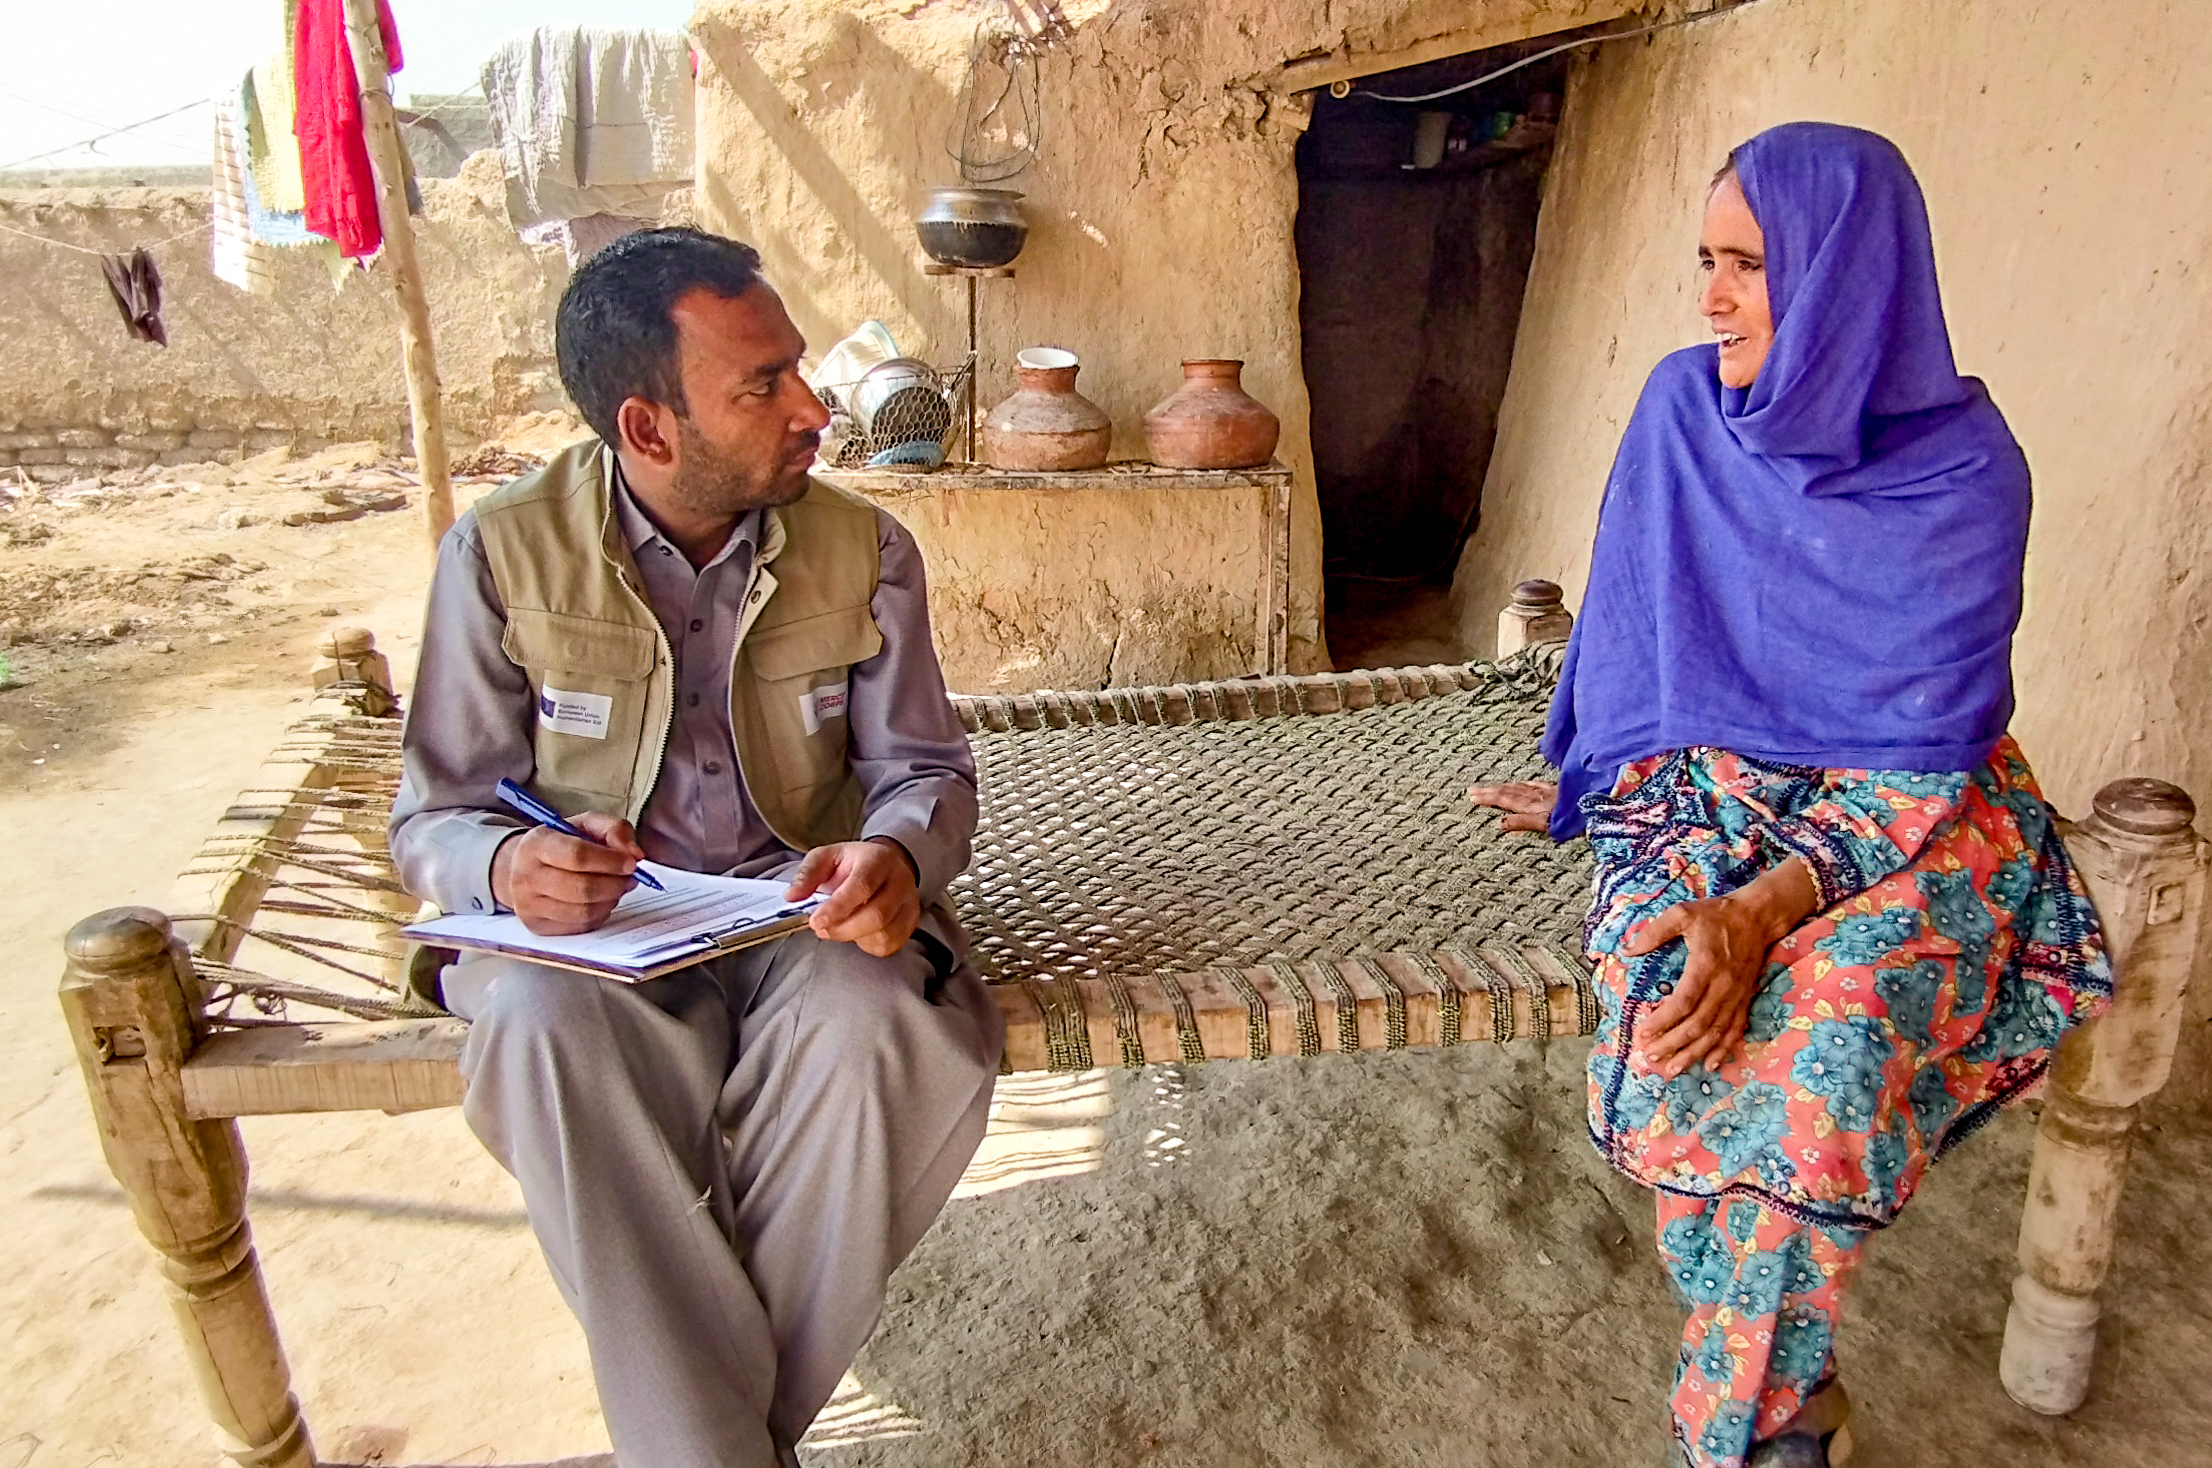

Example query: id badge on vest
[539,685,614,739]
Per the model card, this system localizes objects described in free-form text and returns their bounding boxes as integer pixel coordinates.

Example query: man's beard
[668,417,814,518]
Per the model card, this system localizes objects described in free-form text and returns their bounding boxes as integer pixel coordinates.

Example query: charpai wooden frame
[57,613,2208,1467]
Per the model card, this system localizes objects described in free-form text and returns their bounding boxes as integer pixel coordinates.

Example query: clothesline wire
[0,98,214,172]
[0,216,212,258]
[1350,4,1755,103]
[0,83,147,135]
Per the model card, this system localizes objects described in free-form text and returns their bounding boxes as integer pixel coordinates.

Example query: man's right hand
[490,812,646,935]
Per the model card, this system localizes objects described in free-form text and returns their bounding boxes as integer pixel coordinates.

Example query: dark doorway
[1295,33,1576,668]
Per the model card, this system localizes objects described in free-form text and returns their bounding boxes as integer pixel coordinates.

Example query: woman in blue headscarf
[1472,123,2110,1467]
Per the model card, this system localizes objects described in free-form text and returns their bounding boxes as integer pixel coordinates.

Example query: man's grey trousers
[442,927,1003,1468]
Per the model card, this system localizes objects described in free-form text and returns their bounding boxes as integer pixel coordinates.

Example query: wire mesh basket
[816,358,974,469]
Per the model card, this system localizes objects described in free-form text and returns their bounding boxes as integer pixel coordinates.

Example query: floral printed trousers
[1580,741,2110,1467]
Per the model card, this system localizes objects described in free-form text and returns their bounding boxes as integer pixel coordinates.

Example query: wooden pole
[2001,778,2207,1414]
[59,909,315,1468]
[340,0,455,547]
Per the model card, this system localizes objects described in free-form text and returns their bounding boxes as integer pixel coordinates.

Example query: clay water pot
[1142,359,1280,469]
[982,347,1112,471]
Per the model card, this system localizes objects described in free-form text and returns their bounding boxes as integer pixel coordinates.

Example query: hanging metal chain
[945,19,1048,184]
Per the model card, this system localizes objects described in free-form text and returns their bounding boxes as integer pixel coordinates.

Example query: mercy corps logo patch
[799,680,850,736]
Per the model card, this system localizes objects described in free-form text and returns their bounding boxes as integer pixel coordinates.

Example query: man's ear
[615,396,678,466]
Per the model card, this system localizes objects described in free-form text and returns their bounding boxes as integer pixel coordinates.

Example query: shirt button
[690,619,704,632]
[703,760,723,775]
[686,693,701,707]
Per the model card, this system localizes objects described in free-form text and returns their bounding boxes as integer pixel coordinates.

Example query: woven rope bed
[177,645,1600,1088]
[57,624,2209,1468]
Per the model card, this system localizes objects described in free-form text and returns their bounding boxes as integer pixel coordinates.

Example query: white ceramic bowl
[1014,346,1079,372]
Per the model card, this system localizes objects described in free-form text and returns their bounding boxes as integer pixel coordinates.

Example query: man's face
[656,284,831,517]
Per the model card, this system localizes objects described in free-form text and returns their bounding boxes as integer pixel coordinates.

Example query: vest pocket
[502,608,661,815]
[736,605,881,828]
[503,607,660,679]
[745,604,884,681]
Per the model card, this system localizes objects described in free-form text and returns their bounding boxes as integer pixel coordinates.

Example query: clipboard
[402,864,826,982]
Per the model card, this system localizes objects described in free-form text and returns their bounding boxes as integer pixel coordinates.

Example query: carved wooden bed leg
[310,624,395,717]
[313,627,412,984]
[60,908,315,1468]
[2001,778,2207,1415]
[1496,579,1573,658]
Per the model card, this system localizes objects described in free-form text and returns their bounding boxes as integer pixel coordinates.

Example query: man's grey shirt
[388,474,977,917]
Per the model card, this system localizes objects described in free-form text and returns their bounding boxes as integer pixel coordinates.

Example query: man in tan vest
[389,229,1001,1468]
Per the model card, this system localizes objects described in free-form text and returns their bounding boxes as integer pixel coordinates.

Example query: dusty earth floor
[4,444,2211,1468]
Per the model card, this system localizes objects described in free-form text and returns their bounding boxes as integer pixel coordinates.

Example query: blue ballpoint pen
[495,777,666,891]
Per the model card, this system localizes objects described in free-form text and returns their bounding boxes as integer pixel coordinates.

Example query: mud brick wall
[0,152,573,479]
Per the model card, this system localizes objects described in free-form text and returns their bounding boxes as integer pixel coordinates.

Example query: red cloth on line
[293,0,403,259]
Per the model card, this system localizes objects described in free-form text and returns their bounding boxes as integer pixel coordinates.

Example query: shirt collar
[608,453,759,567]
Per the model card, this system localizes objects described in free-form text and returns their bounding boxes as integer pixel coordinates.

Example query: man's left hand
[784,838,922,958]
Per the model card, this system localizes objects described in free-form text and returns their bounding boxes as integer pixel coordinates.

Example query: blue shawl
[1541,122,2030,840]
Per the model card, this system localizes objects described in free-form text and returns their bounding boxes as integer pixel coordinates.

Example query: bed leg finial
[2001,778,2205,1416]
[59,908,316,1468]
[312,625,396,717]
[1497,579,1572,659]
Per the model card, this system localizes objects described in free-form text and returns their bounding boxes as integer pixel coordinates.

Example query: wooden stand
[921,261,1015,462]
[2001,778,2207,1414]
[341,0,455,548]
[60,909,313,1468]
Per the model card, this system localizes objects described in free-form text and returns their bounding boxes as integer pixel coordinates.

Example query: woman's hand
[1468,780,1558,833]
[1626,857,1819,1078]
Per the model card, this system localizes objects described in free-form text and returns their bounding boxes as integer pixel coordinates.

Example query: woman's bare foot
[1467,779,1558,834]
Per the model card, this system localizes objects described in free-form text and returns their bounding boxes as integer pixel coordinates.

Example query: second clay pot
[982,348,1113,471]
[1142,359,1280,470]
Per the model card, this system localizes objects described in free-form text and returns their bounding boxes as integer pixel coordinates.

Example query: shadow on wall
[692,16,955,355]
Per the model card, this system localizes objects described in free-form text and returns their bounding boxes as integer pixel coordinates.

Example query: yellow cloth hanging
[247,1,308,213]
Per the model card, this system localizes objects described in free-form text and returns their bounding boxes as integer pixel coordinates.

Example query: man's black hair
[554,227,766,445]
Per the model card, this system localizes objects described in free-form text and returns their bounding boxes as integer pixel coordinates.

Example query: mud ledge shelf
[818,461,1294,676]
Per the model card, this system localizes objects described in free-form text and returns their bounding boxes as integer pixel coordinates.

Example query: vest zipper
[725,556,790,850]
[595,447,679,823]
[609,558,676,825]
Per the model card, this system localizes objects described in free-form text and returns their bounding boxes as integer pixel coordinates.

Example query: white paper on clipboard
[403,865,825,981]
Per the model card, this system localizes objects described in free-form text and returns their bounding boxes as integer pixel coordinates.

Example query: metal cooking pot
[915,186,1028,269]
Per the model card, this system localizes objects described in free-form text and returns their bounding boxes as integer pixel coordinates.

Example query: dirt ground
[3,438,2210,1468]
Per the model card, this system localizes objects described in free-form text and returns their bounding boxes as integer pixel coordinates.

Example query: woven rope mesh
[177,710,423,1028]
[955,665,1589,982]
[189,659,1593,1029]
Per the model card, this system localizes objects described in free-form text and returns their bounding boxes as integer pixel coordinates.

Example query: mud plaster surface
[0,154,574,450]
[3,445,2210,1467]
[689,0,1642,676]
[1450,0,2212,823]
[862,481,1273,690]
